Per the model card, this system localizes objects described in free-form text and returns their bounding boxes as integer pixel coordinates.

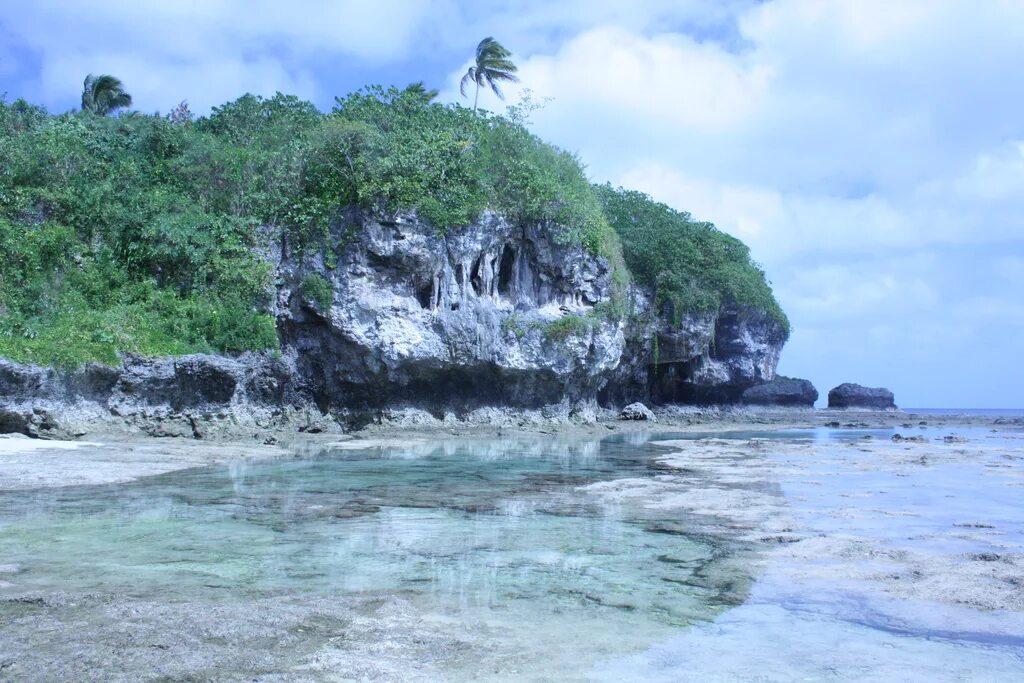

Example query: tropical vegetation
[80,74,133,116]
[460,37,519,111]
[596,184,789,335]
[0,65,786,367]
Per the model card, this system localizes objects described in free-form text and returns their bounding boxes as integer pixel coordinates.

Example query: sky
[1,0,1022,407]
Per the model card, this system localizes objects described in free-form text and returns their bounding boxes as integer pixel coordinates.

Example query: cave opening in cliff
[497,245,515,297]
[415,280,433,309]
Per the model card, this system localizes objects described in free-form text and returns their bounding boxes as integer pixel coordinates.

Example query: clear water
[0,435,747,679]
[0,438,727,608]
[2,428,1023,680]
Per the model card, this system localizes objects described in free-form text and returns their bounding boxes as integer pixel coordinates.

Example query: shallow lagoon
[2,427,1023,680]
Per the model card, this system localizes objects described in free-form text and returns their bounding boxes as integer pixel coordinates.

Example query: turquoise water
[2,428,1024,680]
[0,435,748,679]
[0,438,729,610]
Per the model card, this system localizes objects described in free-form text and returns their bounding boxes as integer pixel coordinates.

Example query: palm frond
[405,81,439,102]
[464,37,518,108]
[487,78,506,101]
[107,93,133,109]
[81,73,132,115]
[460,67,477,97]
[487,69,519,84]
[480,57,518,73]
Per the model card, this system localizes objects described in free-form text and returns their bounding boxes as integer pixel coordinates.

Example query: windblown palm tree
[404,81,439,103]
[460,37,518,112]
[81,74,133,116]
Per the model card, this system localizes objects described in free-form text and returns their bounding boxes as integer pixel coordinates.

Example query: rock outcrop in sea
[827,383,896,410]
[741,377,819,407]
[0,209,789,436]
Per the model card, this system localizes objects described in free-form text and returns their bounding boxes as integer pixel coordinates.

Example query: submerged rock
[892,433,926,443]
[620,402,656,421]
[827,383,896,410]
[741,377,818,407]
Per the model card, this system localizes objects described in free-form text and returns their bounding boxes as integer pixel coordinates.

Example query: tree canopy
[80,74,133,116]
[0,87,786,367]
[461,37,519,111]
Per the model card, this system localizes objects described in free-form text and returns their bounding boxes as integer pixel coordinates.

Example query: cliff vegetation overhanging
[0,87,788,368]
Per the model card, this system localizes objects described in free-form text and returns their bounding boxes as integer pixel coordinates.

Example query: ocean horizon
[901,408,1024,416]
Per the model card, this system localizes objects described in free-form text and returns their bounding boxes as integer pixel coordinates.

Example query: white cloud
[2,0,440,112]
[514,27,771,131]
[954,142,1024,201]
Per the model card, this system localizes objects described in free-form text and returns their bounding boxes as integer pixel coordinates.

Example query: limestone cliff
[0,209,787,435]
[274,208,784,414]
[274,209,624,415]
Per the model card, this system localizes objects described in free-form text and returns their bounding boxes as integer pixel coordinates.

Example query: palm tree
[81,74,132,116]
[460,37,518,112]
[404,81,439,103]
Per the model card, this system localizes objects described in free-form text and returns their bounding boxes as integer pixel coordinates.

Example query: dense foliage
[0,96,283,366]
[0,86,784,367]
[309,86,623,265]
[596,184,789,336]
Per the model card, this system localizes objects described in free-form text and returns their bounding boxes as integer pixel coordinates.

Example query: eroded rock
[0,209,789,430]
[827,383,896,410]
[621,402,656,421]
[741,377,818,407]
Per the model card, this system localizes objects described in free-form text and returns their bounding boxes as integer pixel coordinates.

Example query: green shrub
[0,96,278,367]
[301,273,334,311]
[308,88,628,275]
[543,314,594,342]
[595,184,789,337]
[0,88,784,367]
[501,314,527,339]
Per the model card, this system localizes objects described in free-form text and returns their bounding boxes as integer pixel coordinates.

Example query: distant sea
[902,408,1024,416]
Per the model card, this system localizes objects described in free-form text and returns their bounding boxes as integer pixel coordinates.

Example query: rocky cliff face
[273,209,626,417]
[0,209,787,435]
[0,353,321,439]
[274,209,785,415]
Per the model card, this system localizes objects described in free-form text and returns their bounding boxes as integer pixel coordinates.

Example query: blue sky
[2,0,1022,407]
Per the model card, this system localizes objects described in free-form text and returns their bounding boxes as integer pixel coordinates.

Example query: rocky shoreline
[1,406,1018,491]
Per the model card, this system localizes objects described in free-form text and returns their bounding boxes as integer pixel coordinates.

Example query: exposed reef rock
[828,383,896,410]
[741,377,819,407]
[598,300,785,408]
[620,402,656,421]
[0,354,325,439]
[0,209,789,436]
